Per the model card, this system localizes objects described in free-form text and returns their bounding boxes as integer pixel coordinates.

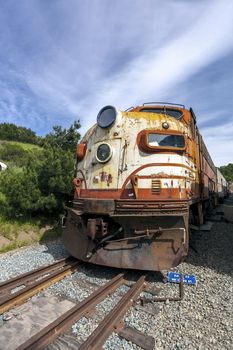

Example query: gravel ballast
[0,240,68,282]
[0,211,232,350]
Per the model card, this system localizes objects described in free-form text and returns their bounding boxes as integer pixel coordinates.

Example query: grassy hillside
[0,140,42,168]
[0,216,61,253]
[0,140,41,151]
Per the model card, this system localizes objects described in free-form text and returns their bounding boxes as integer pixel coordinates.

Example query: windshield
[148,133,185,148]
[140,108,182,119]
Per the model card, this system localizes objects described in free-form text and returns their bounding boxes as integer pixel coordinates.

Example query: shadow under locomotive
[185,207,233,277]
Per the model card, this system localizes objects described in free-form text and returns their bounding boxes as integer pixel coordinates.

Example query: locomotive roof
[127,102,185,111]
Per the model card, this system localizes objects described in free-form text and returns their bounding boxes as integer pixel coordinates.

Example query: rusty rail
[0,257,75,294]
[79,274,146,350]
[0,257,79,314]
[16,273,126,350]
[15,273,184,350]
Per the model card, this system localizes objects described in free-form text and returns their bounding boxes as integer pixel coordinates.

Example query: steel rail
[16,273,126,350]
[0,258,79,314]
[0,257,75,294]
[79,274,146,350]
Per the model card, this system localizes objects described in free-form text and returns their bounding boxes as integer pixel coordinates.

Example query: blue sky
[0,0,232,166]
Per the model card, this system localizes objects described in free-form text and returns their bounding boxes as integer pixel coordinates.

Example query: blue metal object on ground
[167,272,197,285]
[183,274,197,285]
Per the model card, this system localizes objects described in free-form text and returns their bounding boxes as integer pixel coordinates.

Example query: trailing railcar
[63,103,217,271]
[216,168,228,202]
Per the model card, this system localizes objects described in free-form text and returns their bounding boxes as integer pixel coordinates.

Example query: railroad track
[16,273,148,350]
[0,257,79,314]
[0,259,182,349]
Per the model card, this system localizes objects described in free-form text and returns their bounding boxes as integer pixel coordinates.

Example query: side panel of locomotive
[63,103,217,271]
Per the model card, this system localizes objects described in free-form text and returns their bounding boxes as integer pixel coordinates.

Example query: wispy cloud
[202,121,233,167]
[0,0,232,165]
[77,0,233,117]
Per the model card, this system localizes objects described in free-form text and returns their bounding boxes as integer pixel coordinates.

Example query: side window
[189,108,196,139]
[139,108,183,119]
[190,118,195,139]
[196,128,199,144]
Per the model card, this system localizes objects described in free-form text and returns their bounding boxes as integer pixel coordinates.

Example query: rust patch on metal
[151,179,161,194]
[140,275,184,304]
[63,208,189,271]
[87,218,108,240]
[130,175,139,198]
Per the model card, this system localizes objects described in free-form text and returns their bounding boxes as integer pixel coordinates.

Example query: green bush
[0,167,41,217]
[0,146,75,218]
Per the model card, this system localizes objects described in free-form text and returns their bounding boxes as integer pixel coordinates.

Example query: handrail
[142,102,185,108]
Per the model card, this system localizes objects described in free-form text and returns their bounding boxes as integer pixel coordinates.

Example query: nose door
[89,139,122,190]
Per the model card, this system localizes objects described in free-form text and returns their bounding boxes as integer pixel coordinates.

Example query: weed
[0,216,62,254]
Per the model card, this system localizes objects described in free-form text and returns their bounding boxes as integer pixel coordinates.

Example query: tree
[219,163,233,182]
[41,121,81,153]
[37,146,75,212]
[0,123,39,144]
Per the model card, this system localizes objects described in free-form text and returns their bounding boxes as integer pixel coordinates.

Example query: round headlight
[96,143,112,163]
[162,122,169,129]
[97,105,117,128]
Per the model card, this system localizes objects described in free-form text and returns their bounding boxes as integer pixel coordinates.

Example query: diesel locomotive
[63,102,218,271]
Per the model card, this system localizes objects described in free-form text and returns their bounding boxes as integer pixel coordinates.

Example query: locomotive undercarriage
[63,199,189,271]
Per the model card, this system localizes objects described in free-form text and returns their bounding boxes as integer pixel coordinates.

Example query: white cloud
[1,0,206,124]
[76,0,233,128]
[202,121,233,166]
[0,0,232,164]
